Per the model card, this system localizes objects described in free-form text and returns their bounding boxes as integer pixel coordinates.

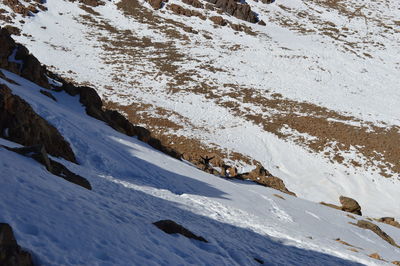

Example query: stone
[153,220,208,243]
[368,253,383,260]
[339,196,362,215]
[0,84,77,163]
[0,223,34,266]
[49,159,92,190]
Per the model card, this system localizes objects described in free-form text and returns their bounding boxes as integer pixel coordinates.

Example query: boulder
[258,20,266,26]
[49,159,92,190]
[210,16,227,26]
[0,84,77,163]
[0,223,34,266]
[207,0,258,23]
[153,220,208,243]
[339,196,362,215]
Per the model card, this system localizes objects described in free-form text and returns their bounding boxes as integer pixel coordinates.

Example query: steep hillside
[1,60,400,265]
[0,0,398,218]
[2,0,400,217]
[0,0,400,264]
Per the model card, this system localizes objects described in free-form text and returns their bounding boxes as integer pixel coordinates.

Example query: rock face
[206,0,258,23]
[153,220,208,243]
[0,84,77,163]
[6,144,91,190]
[49,158,92,190]
[352,220,399,248]
[339,196,362,215]
[0,223,34,266]
[0,28,50,89]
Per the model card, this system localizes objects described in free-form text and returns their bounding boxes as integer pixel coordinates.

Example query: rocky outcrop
[182,0,204,9]
[61,84,183,160]
[0,84,77,163]
[339,196,362,216]
[210,16,227,26]
[206,0,258,23]
[153,220,208,243]
[0,223,34,266]
[49,158,92,190]
[351,220,399,248]
[377,217,400,229]
[167,3,206,19]
[0,28,50,89]
[320,196,362,215]
[241,165,296,196]
[6,144,91,190]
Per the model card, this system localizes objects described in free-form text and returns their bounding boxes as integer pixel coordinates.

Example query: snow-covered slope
[1,0,398,219]
[1,68,400,264]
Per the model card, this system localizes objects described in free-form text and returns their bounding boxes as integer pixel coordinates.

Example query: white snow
[1,69,400,265]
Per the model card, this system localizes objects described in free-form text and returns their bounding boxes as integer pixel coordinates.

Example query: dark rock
[3,25,21,36]
[210,16,227,26]
[153,220,208,243]
[8,144,53,172]
[0,84,77,163]
[6,144,91,190]
[258,20,266,26]
[49,158,92,190]
[0,223,34,266]
[0,27,50,89]
[207,0,258,23]
[39,90,57,102]
[254,257,264,264]
[339,196,362,215]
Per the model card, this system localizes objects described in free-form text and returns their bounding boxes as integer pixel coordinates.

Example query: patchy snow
[1,70,400,265]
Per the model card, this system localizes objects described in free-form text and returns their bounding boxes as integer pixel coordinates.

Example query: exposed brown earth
[70,0,400,181]
[189,84,400,177]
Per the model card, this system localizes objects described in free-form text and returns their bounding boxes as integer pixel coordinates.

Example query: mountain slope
[0,66,399,264]
[1,0,399,218]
